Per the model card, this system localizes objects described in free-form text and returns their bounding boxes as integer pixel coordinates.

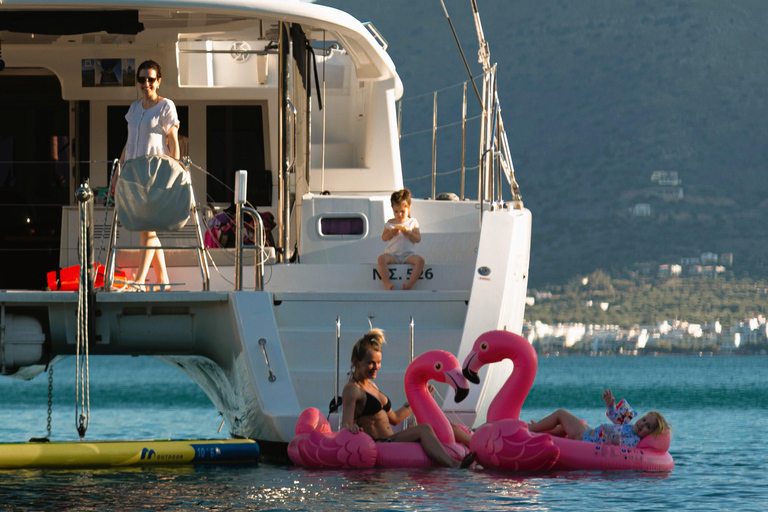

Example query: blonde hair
[350,328,386,375]
[647,411,670,437]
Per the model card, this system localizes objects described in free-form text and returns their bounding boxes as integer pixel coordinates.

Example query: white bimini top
[124,98,180,161]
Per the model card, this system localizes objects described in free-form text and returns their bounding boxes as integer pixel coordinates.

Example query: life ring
[47,263,127,291]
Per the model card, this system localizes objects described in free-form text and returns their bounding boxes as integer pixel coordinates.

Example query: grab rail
[362,21,388,51]
[332,316,342,426]
[103,160,121,289]
[258,338,277,382]
[243,207,265,291]
[282,98,297,264]
[233,169,265,291]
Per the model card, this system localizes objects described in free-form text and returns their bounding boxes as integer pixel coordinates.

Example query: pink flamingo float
[288,350,471,468]
[462,330,674,471]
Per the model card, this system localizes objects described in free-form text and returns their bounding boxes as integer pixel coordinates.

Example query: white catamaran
[0,0,531,453]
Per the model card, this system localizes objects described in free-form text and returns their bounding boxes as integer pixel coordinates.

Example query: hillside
[525,270,768,329]
[318,0,768,286]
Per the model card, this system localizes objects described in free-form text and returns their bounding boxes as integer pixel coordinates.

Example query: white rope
[75,196,90,439]
[431,385,472,432]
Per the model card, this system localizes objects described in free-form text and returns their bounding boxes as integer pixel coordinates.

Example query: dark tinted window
[319,216,365,236]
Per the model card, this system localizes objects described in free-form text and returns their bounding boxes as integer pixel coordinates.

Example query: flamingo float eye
[480,342,489,351]
[434,362,442,371]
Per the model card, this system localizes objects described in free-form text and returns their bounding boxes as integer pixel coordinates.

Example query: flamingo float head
[461,330,538,422]
[405,350,470,445]
[405,350,470,403]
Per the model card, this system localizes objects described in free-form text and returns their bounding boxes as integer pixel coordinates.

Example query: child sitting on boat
[528,389,669,447]
[377,188,425,290]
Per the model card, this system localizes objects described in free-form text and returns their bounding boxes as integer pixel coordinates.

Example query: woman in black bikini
[340,329,475,468]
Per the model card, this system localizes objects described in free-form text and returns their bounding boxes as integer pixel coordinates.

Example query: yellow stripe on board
[0,439,259,469]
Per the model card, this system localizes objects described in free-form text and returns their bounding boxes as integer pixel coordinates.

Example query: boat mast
[468,0,523,209]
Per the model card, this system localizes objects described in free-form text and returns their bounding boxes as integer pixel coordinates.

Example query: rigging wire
[438,0,483,107]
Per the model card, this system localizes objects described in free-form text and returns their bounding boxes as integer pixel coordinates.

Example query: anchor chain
[46,366,54,439]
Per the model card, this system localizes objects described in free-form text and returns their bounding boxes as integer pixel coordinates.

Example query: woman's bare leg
[151,244,170,290]
[452,422,472,448]
[136,231,169,289]
[391,424,473,468]
[529,409,589,440]
[135,231,157,287]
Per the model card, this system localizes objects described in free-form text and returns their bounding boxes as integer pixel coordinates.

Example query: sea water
[1,355,766,511]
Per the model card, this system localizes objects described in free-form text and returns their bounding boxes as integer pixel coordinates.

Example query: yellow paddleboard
[0,438,259,469]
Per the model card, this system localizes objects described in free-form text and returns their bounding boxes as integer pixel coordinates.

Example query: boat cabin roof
[0,0,402,93]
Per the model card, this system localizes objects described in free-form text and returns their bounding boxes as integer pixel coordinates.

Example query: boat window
[0,73,70,289]
[177,39,273,87]
[0,10,143,36]
[317,214,367,238]
[206,105,270,206]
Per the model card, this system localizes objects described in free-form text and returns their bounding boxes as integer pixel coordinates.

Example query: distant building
[649,187,684,201]
[658,264,682,276]
[706,320,722,334]
[681,257,700,265]
[526,321,586,349]
[650,171,681,186]
[631,203,652,217]
[720,253,733,266]
[701,252,718,264]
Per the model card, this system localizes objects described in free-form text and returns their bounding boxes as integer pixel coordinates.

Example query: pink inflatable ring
[462,330,674,472]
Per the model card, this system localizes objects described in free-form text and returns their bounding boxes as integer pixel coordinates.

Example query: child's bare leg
[402,255,425,290]
[548,425,567,437]
[529,409,588,440]
[531,424,567,437]
[377,253,396,290]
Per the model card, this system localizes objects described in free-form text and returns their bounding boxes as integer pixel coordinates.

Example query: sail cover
[115,155,192,232]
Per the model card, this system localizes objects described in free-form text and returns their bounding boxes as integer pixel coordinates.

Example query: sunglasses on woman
[137,76,157,84]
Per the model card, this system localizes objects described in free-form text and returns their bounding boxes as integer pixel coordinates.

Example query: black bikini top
[358,391,391,418]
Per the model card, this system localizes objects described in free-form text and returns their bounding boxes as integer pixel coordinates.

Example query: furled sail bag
[115,154,192,231]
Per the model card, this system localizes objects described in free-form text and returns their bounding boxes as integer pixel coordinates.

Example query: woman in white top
[120,60,180,290]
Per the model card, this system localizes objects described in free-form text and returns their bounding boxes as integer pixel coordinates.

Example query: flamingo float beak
[454,386,469,402]
[463,367,480,385]
[462,351,481,384]
[445,366,471,403]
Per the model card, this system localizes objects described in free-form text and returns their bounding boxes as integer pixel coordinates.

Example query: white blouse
[124,98,179,161]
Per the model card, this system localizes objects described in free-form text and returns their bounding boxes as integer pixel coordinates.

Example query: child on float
[528,389,669,447]
[377,188,425,290]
